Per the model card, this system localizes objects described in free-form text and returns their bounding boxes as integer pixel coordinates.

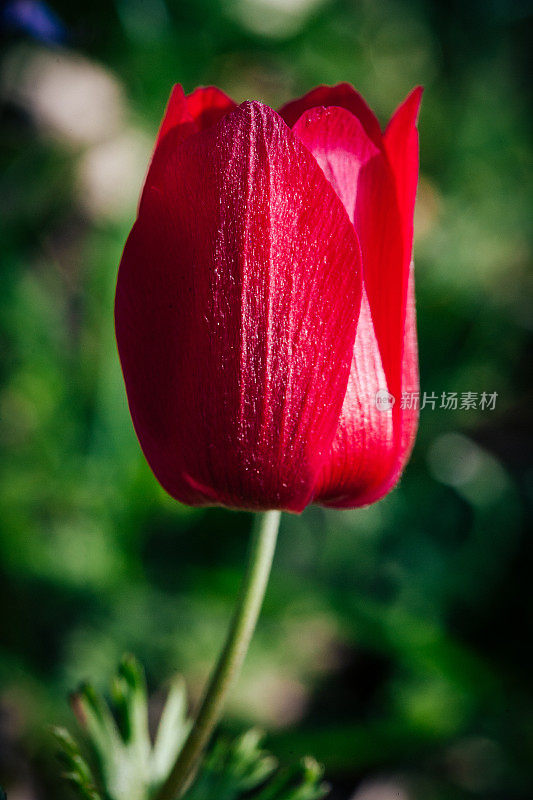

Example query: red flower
[115,83,422,512]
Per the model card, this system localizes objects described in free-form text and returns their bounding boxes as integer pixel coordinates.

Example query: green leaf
[54,657,328,800]
[111,655,152,778]
[72,681,123,771]
[113,655,151,748]
[150,674,191,789]
[56,656,189,800]
[51,726,103,800]
[184,731,328,800]
[71,682,136,800]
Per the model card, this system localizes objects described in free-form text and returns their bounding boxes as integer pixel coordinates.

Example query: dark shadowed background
[1,0,532,798]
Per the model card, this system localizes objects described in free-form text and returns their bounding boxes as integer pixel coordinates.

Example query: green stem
[154,510,281,800]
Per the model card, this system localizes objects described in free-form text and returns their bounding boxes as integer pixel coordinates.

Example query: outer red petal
[321,88,422,507]
[384,86,423,244]
[312,289,395,504]
[278,83,383,147]
[141,85,237,213]
[186,85,238,131]
[292,103,403,397]
[322,266,418,507]
[155,84,237,148]
[154,84,195,149]
[115,102,362,512]
[291,105,407,504]
[291,105,381,223]
[374,86,423,493]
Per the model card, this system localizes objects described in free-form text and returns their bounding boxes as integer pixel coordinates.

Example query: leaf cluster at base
[52,655,329,800]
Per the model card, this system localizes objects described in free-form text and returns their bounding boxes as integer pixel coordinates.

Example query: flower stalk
[154,509,281,800]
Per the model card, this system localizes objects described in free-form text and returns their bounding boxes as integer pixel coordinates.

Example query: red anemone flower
[115,83,422,512]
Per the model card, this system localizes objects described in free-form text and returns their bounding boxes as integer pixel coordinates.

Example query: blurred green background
[0,0,532,798]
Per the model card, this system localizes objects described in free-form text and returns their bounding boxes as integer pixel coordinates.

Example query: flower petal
[279,83,383,147]
[318,266,418,507]
[154,84,195,149]
[142,85,238,214]
[292,105,381,223]
[292,103,403,397]
[384,261,419,492]
[376,87,423,493]
[115,102,362,512]
[186,85,237,131]
[291,98,419,506]
[312,288,394,505]
[384,86,423,249]
[155,84,237,147]
[318,90,422,506]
